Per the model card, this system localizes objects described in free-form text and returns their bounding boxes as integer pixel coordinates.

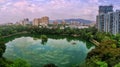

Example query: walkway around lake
[1,31,28,38]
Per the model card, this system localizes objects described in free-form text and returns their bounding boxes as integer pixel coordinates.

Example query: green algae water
[3,37,94,67]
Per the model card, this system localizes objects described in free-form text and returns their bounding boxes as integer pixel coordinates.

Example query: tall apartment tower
[99,5,113,14]
[113,10,120,34]
[97,5,120,34]
[97,5,113,32]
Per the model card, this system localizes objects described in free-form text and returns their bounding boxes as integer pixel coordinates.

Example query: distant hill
[49,18,93,24]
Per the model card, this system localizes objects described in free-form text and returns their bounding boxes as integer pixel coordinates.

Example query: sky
[0,0,120,24]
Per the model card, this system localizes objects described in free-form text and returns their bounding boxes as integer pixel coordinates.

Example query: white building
[113,10,120,34]
[97,10,120,34]
[97,5,120,34]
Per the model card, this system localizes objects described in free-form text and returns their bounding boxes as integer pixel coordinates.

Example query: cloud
[0,0,119,23]
[0,0,6,3]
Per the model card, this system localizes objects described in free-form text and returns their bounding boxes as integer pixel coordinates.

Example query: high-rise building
[97,5,120,34]
[41,16,49,24]
[99,5,113,14]
[33,18,40,26]
[33,16,49,27]
[113,10,120,34]
[97,5,113,32]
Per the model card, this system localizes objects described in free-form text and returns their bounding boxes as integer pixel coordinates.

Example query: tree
[9,59,31,67]
[114,62,120,67]
[0,42,6,57]
[96,61,108,67]
[87,40,120,66]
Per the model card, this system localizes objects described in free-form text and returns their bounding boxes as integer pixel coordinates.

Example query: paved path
[90,39,100,47]
[1,31,28,38]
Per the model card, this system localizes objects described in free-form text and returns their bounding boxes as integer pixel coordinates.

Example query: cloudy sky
[0,0,120,23]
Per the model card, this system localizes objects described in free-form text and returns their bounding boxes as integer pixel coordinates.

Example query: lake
[3,36,94,67]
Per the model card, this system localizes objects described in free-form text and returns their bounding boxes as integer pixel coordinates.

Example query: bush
[114,62,120,67]
[9,59,31,67]
[41,35,48,40]
[0,42,6,57]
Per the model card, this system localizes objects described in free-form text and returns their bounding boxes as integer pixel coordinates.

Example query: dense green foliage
[84,28,120,67]
[86,34,120,67]
[0,42,9,67]
[114,62,120,67]
[0,25,29,37]
[41,35,48,40]
[40,35,48,45]
[9,59,31,67]
[0,42,6,57]
[29,26,97,40]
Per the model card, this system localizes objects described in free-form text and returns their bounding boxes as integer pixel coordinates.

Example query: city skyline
[0,0,120,24]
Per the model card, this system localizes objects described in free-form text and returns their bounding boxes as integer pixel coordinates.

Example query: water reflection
[3,37,94,67]
[41,39,48,45]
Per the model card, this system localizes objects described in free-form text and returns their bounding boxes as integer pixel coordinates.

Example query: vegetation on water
[41,35,48,39]
[0,25,120,67]
[40,35,48,45]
